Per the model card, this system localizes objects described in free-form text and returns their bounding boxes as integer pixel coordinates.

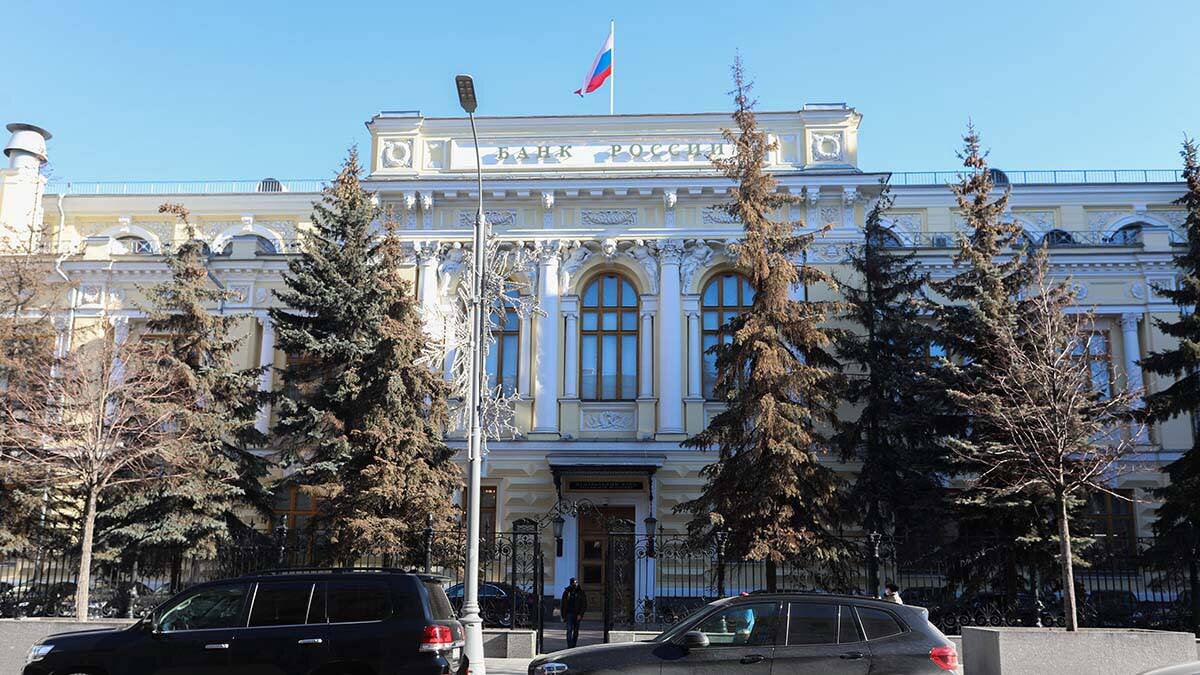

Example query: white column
[562,296,580,399]
[685,298,702,399]
[532,241,562,434]
[1121,313,1149,443]
[639,306,655,398]
[517,313,533,399]
[657,240,685,433]
[255,313,275,435]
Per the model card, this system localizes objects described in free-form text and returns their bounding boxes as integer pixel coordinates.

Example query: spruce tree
[931,127,1061,585]
[677,59,849,586]
[1139,138,1200,632]
[103,204,271,562]
[272,150,459,560]
[835,183,950,539]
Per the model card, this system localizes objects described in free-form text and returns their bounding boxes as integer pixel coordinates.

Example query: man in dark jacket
[561,578,588,648]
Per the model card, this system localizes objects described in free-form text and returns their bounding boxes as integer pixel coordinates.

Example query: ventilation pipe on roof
[4,123,52,169]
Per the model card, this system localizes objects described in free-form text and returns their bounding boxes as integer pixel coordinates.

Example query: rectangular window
[481,486,497,536]
[1071,331,1113,399]
[1087,488,1137,553]
[249,582,315,627]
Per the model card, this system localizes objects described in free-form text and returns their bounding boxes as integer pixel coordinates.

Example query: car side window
[856,607,905,640]
[785,603,839,645]
[248,582,315,627]
[326,581,391,623]
[694,602,779,647]
[157,584,250,632]
[839,605,864,643]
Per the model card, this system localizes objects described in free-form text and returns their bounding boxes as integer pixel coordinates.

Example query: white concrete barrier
[961,627,1196,675]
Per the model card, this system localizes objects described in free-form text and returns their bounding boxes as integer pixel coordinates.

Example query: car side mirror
[682,631,709,650]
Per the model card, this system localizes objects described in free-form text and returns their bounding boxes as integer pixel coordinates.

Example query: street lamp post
[456,73,488,675]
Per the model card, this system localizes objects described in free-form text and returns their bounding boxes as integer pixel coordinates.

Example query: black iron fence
[4,529,1195,642]
[0,529,545,640]
[602,533,1199,638]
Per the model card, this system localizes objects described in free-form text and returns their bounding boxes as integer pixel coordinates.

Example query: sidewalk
[485,658,531,674]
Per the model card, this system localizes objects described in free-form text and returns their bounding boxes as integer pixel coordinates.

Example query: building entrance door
[578,506,635,617]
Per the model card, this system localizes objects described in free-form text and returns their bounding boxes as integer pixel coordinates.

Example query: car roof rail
[247,567,450,581]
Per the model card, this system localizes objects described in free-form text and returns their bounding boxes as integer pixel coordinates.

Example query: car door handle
[204,643,230,650]
[840,651,866,660]
[298,638,324,645]
[740,654,767,664]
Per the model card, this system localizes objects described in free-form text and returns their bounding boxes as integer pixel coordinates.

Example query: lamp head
[455,75,478,114]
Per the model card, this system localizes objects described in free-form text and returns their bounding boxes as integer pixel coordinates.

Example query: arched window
[1044,229,1076,247]
[114,236,153,254]
[486,290,520,395]
[216,235,279,257]
[1108,223,1145,245]
[701,272,755,399]
[868,229,904,249]
[580,273,638,401]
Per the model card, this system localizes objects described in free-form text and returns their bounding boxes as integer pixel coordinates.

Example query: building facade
[0,108,1190,596]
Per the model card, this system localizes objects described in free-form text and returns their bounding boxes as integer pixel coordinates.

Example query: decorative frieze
[581,209,637,227]
[458,209,517,228]
[680,240,716,291]
[701,207,738,225]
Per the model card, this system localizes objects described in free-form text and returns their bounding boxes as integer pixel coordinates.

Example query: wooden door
[578,506,635,618]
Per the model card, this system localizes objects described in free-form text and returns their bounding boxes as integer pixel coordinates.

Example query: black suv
[529,592,958,674]
[23,569,466,675]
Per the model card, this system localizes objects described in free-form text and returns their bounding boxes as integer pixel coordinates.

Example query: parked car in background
[23,569,466,675]
[0,581,76,618]
[446,581,535,628]
[529,592,958,674]
[1083,590,1141,627]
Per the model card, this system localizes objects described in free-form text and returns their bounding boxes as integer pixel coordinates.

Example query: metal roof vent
[4,123,52,169]
[988,168,1010,186]
[257,177,285,193]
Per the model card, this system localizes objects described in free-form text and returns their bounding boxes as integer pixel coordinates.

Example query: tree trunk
[1057,495,1078,631]
[75,487,98,621]
[765,559,778,593]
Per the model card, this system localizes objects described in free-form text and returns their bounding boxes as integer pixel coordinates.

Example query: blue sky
[2,0,1197,181]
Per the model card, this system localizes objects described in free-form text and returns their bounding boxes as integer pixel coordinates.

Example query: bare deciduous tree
[0,325,195,619]
[945,269,1140,630]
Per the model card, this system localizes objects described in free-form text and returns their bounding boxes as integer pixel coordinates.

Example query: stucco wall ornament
[1087,210,1131,232]
[701,207,739,225]
[600,238,619,259]
[680,240,715,290]
[819,206,841,226]
[1067,281,1088,301]
[581,209,637,227]
[1128,282,1146,300]
[581,409,636,432]
[559,241,591,289]
[381,139,413,168]
[438,244,467,296]
[627,241,660,294]
[254,287,270,304]
[80,284,104,307]
[811,133,844,162]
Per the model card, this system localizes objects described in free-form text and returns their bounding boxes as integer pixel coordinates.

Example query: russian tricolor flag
[574,27,613,97]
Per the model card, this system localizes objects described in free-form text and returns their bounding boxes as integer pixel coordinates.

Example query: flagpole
[609,19,615,115]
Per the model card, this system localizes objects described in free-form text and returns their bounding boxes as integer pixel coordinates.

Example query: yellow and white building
[0,107,1189,592]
